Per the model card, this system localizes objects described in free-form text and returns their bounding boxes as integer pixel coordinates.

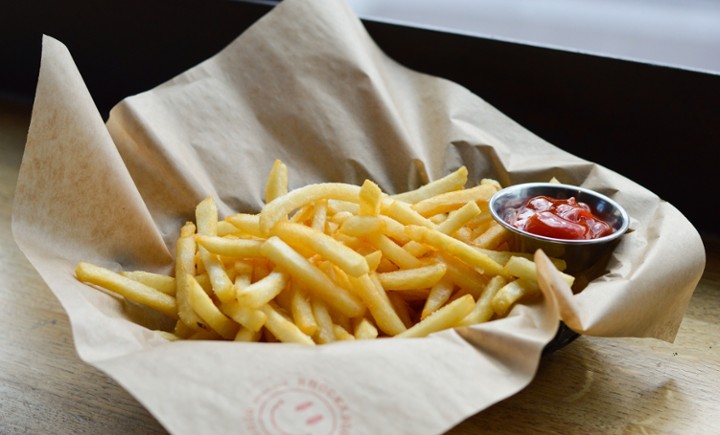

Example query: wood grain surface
[1,99,718,434]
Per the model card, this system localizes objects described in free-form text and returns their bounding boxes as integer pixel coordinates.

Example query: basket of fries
[12,0,705,433]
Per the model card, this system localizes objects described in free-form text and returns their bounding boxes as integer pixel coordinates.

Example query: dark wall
[3,0,718,236]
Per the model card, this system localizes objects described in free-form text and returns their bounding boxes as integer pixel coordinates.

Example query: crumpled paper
[12,0,705,433]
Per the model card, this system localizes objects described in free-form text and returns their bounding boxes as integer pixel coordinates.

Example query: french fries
[75,160,572,344]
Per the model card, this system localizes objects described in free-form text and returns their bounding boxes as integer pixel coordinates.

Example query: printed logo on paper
[245,377,352,435]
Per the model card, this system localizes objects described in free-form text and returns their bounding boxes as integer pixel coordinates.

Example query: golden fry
[196,236,264,258]
[359,179,383,216]
[396,294,475,338]
[460,275,507,325]
[377,262,447,291]
[175,222,206,331]
[265,159,288,203]
[221,300,267,332]
[421,277,454,320]
[348,274,407,336]
[353,317,379,340]
[259,183,361,235]
[261,303,315,345]
[405,225,508,277]
[273,221,369,277]
[491,279,540,317]
[290,286,318,336]
[186,274,238,339]
[76,262,178,320]
[236,270,288,308]
[120,270,176,295]
[390,166,468,204]
[412,183,499,217]
[503,255,574,287]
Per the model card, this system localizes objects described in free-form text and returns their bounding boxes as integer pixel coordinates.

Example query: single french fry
[236,270,288,308]
[261,236,364,317]
[225,213,263,238]
[311,299,335,344]
[195,196,219,236]
[193,196,236,303]
[492,279,540,317]
[390,166,468,204]
[290,286,317,336]
[364,250,383,272]
[359,179,383,216]
[353,317,379,339]
[396,294,475,338]
[436,201,482,235]
[76,262,178,320]
[234,326,262,342]
[421,277,455,320]
[412,183,499,217]
[120,270,176,295]
[259,183,362,235]
[348,274,407,336]
[186,274,238,339]
[460,275,507,325]
[405,225,508,277]
[198,247,235,303]
[221,300,267,332]
[196,236,264,258]
[174,319,194,339]
[380,199,436,228]
[154,330,180,341]
[377,262,447,291]
[311,199,328,232]
[504,255,575,287]
[273,221,369,277]
[217,221,241,237]
[260,303,315,345]
[377,215,411,244]
[333,324,356,341]
[471,221,510,249]
[265,159,288,203]
[339,215,384,237]
[175,222,205,330]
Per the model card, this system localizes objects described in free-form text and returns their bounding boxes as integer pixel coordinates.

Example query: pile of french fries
[76,160,574,344]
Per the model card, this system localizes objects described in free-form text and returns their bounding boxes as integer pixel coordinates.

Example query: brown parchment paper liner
[12,0,705,433]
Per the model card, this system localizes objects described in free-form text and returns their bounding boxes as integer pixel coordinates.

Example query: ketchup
[506,196,613,240]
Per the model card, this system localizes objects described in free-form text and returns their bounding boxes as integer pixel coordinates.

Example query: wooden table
[2,98,718,434]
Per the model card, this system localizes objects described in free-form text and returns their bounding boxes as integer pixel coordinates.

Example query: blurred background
[348,0,720,74]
